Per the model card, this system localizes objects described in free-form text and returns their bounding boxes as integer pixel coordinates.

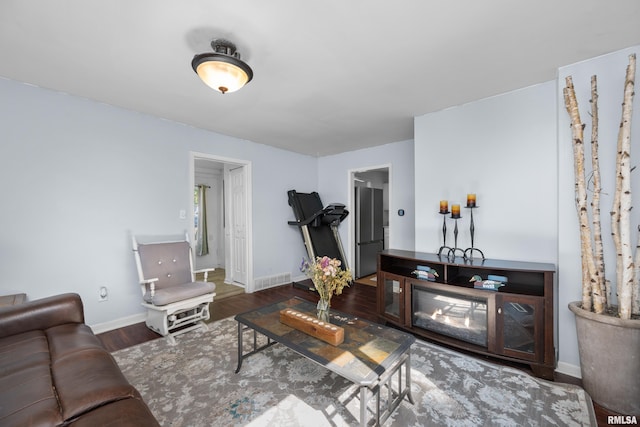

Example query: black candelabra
[437,210,453,256]
[438,205,465,259]
[448,213,466,259]
[463,205,485,260]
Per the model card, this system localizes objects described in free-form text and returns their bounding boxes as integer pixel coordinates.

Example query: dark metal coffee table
[234,297,415,426]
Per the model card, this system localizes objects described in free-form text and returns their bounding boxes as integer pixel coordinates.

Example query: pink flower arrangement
[301,256,352,304]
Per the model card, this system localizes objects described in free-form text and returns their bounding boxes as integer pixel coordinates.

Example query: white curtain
[196,185,209,256]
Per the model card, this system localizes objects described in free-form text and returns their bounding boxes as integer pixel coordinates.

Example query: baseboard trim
[292,274,307,283]
[90,312,146,334]
[556,361,582,379]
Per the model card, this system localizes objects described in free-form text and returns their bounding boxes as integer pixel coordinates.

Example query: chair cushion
[143,281,215,306]
[137,241,193,289]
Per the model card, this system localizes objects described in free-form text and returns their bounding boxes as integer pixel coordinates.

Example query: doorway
[349,166,390,279]
[190,152,253,293]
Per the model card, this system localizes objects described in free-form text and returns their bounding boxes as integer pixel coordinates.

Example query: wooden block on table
[279,308,344,346]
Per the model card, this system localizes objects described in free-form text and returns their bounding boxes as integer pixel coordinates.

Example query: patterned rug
[112,317,595,426]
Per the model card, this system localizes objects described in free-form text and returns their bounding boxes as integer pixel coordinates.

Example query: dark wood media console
[377,249,556,379]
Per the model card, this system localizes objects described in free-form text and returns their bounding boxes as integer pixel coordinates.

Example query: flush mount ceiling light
[192,39,253,94]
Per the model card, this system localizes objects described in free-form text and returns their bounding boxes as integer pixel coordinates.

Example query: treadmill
[287,190,349,289]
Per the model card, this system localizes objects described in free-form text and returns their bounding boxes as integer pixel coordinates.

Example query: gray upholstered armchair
[132,234,216,344]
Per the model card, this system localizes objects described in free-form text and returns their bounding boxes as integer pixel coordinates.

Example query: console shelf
[377,249,556,379]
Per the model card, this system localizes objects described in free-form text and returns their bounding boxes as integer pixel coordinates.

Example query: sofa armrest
[0,293,85,339]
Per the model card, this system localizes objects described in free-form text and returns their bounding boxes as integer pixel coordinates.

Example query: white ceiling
[1,1,639,157]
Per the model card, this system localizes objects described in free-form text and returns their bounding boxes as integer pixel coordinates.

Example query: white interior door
[229,166,248,285]
[191,152,252,291]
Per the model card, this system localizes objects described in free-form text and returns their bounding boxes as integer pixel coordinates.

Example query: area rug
[112,317,595,426]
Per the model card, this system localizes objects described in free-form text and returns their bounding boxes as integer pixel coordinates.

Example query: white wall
[414,82,558,263]
[0,77,317,326]
[557,46,640,371]
[316,139,416,274]
[414,45,640,375]
[413,81,560,367]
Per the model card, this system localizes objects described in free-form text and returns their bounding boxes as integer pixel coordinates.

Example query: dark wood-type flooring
[98,281,616,426]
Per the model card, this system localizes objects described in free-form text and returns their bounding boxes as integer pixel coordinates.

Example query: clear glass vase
[317,297,330,322]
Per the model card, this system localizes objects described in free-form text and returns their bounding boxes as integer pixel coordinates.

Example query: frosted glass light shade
[194,59,251,94]
[192,39,253,94]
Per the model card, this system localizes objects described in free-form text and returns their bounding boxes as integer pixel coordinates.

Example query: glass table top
[235,297,415,386]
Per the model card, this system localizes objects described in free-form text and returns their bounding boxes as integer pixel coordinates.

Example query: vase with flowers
[301,256,352,322]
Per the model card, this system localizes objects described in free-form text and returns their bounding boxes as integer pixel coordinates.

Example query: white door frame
[347,164,392,275]
[189,152,254,292]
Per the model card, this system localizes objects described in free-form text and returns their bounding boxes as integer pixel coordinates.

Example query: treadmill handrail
[288,204,348,227]
[288,209,325,227]
[321,204,349,225]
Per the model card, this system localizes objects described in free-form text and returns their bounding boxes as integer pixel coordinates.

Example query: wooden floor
[98,281,615,426]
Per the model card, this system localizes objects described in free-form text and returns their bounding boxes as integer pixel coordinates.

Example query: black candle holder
[463,205,485,260]
[448,214,466,259]
[437,211,454,256]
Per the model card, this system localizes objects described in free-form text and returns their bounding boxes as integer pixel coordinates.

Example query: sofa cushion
[53,347,141,421]
[0,361,62,426]
[68,397,160,427]
[46,324,148,422]
[0,330,63,426]
[47,323,106,360]
[0,330,50,376]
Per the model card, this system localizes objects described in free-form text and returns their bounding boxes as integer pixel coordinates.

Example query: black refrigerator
[355,187,384,278]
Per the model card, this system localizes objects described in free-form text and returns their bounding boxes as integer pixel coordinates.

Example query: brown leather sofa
[0,293,160,426]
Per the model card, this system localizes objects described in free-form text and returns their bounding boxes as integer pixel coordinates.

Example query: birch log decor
[589,76,608,305]
[564,75,603,313]
[617,54,637,320]
[563,53,639,320]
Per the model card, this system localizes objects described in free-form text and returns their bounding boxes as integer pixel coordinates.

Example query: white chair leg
[145,308,171,336]
[166,334,177,346]
[199,321,209,332]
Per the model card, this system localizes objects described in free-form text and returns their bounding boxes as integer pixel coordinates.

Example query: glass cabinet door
[381,272,405,323]
[496,294,543,361]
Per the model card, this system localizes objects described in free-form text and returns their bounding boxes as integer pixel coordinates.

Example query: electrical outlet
[98,286,108,302]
